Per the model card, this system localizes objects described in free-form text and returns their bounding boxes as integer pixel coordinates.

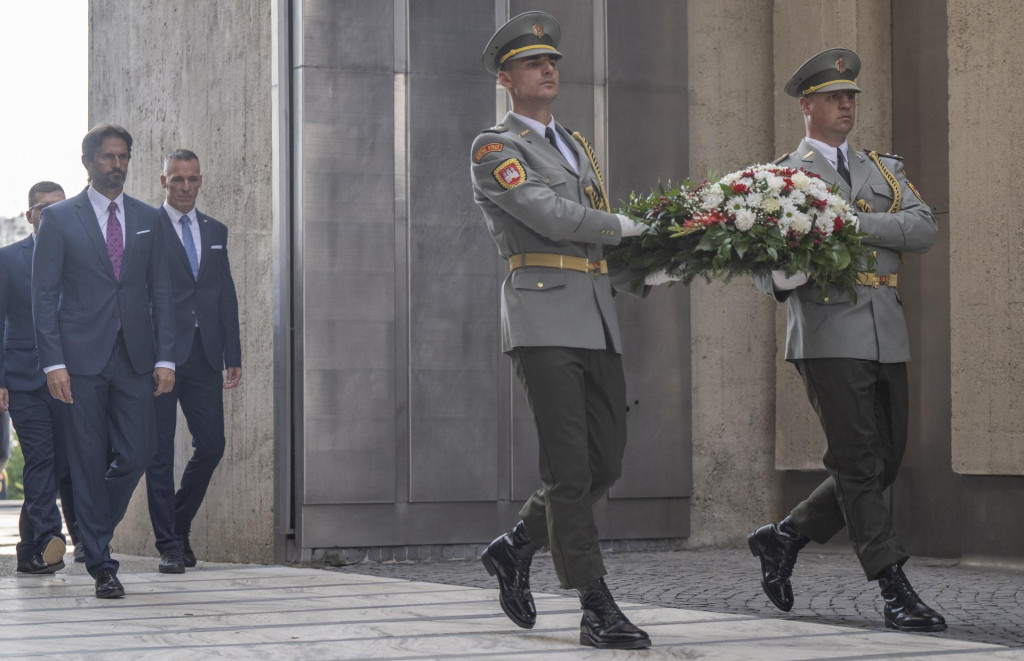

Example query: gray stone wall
[90,0,274,563]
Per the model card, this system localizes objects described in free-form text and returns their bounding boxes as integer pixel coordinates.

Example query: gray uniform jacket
[471,113,647,354]
[755,139,937,363]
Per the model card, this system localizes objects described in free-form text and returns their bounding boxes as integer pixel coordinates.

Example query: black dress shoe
[181,538,197,568]
[159,548,186,574]
[73,544,86,563]
[95,570,125,599]
[747,515,809,612]
[41,535,66,567]
[16,553,51,574]
[878,563,947,632]
[480,521,538,629]
[577,578,651,650]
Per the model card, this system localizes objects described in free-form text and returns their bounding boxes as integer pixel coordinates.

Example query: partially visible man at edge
[5,181,77,574]
[33,124,175,598]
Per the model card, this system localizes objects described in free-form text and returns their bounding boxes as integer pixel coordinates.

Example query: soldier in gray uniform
[747,48,945,632]
[471,11,674,651]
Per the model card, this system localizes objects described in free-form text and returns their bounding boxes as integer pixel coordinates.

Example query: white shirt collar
[162,201,196,225]
[511,111,557,138]
[804,137,850,170]
[87,185,125,222]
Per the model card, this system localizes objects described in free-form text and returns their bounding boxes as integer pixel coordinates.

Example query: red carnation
[833,216,844,232]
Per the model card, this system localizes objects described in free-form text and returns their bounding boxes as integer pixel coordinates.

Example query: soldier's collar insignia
[803,150,815,159]
[519,129,531,137]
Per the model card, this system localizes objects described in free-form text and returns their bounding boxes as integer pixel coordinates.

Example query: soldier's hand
[0,387,8,411]
[46,368,73,404]
[617,214,647,238]
[223,366,242,390]
[771,270,808,291]
[153,367,175,396]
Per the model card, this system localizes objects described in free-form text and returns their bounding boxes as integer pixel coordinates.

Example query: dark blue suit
[0,235,75,562]
[146,206,240,552]
[32,188,174,577]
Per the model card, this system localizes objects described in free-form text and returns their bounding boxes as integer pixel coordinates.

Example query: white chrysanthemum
[789,212,812,235]
[766,175,785,192]
[807,179,830,197]
[744,192,763,209]
[701,185,725,208]
[761,196,781,214]
[787,190,807,207]
[791,171,812,190]
[734,208,757,231]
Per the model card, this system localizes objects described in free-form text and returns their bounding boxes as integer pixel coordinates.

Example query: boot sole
[747,532,794,613]
[42,537,66,566]
[480,551,535,630]
[580,633,652,649]
[885,619,948,633]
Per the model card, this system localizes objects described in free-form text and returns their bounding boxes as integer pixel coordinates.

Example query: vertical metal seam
[394,0,412,502]
[593,0,609,187]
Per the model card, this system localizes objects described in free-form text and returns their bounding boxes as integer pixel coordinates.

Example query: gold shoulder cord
[867,151,901,213]
[572,132,611,211]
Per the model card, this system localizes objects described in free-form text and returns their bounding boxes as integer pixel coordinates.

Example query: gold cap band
[498,44,560,66]
[803,79,857,95]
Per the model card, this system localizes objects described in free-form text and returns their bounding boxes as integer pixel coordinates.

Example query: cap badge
[835,57,846,73]
[532,23,544,38]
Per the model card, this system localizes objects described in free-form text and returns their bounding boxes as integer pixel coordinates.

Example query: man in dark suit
[145,149,241,574]
[32,124,175,598]
[6,181,76,575]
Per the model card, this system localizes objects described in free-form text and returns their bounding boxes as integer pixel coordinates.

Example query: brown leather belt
[857,272,898,288]
[508,253,608,275]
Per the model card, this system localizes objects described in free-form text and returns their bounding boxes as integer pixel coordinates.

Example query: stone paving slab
[336,546,1024,650]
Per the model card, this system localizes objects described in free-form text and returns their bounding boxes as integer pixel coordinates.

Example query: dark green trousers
[510,346,627,590]
[789,358,910,580]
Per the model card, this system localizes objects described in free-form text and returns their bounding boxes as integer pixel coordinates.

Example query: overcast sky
[0,1,88,218]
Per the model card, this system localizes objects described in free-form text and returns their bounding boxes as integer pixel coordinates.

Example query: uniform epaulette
[481,124,509,134]
[773,153,790,165]
[870,150,903,162]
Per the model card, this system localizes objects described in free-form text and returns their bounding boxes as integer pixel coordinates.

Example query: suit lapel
[121,196,139,268]
[74,190,117,280]
[21,236,34,272]
[556,123,588,180]
[504,113,579,179]
[195,211,211,281]
[160,206,194,276]
[797,139,850,199]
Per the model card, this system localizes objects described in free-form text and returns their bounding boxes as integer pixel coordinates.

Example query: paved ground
[4,500,1024,659]
[336,545,1024,650]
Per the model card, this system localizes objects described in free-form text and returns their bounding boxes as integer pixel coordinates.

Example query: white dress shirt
[510,112,579,175]
[162,202,202,270]
[804,137,851,175]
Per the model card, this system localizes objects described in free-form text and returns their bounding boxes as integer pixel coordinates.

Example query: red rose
[731,183,748,194]
[833,216,844,232]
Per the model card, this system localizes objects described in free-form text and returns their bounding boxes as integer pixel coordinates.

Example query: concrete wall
[948,0,1024,476]
[684,1,780,546]
[89,0,275,563]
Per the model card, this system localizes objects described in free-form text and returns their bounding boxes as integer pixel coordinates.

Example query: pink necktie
[106,201,123,279]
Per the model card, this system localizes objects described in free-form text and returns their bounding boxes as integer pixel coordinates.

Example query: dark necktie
[180,215,200,279]
[836,148,852,187]
[106,201,124,280]
[545,127,560,153]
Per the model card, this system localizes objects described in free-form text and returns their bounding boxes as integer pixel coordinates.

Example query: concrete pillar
[89,0,275,563]
[948,1,1024,475]
[770,0,893,470]
[685,0,780,545]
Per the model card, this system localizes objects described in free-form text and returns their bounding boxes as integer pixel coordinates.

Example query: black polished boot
[878,563,947,632]
[480,521,538,629]
[577,578,651,650]
[747,515,809,612]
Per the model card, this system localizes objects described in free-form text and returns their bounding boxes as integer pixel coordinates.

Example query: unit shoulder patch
[493,158,527,190]
[473,142,504,163]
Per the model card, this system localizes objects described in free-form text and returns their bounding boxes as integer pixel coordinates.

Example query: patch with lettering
[493,158,527,190]
[902,169,926,204]
[473,142,503,163]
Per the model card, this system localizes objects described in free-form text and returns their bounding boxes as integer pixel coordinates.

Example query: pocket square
[136,229,151,235]
[211,245,223,250]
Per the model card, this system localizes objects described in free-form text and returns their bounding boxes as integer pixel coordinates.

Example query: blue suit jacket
[0,235,45,391]
[32,188,175,376]
[158,206,241,369]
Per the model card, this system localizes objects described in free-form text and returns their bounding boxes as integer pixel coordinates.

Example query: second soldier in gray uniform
[471,11,677,651]
[748,48,945,632]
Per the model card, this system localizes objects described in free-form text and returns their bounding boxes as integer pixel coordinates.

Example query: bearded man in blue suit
[32,124,176,598]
